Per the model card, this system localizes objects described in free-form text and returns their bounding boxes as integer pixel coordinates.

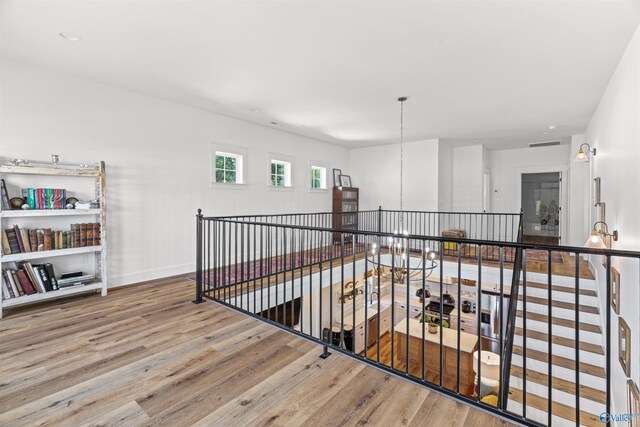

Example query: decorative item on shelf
[584,221,618,249]
[619,317,631,377]
[332,168,342,187]
[9,197,24,210]
[339,174,352,188]
[574,143,596,162]
[66,197,78,209]
[628,380,640,427]
[51,155,60,165]
[0,179,10,210]
[611,267,620,314]
[9,159,29,166]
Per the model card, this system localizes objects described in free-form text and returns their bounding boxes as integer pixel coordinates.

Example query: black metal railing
[193,208,640,427]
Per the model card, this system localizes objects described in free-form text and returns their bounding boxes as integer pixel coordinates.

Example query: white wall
[349,139,440,211]
[567,134,591,247]
[452,145,483,212]
[437,142,453,211]
[0,59,349,286]
[585,23,640,418]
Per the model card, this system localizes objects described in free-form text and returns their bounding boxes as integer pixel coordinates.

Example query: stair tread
[515,327,605,355]
[513,345,606,378]
[516,310,602,334]
[518,295,599,314]
[510,365,606,404]
[508,388,602,427]
[522,280,598,297]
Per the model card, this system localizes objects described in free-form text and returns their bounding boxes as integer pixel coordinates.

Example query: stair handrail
[499,211,524,410]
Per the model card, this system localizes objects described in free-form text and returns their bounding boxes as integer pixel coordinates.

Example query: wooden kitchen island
[394,318,478,395]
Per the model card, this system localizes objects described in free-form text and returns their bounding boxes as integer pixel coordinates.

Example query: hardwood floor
[0,276,514,426]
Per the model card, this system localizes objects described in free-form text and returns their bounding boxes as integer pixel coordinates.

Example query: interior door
[521,172,561,245]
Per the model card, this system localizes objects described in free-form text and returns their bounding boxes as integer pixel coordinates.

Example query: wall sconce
[584,221,618,249]
[575,143,596,162]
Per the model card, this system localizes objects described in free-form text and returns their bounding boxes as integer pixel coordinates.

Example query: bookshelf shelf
[0,246,102,262]
[1,160,107,318]
[2,282,102,307]
[1,209,102,218]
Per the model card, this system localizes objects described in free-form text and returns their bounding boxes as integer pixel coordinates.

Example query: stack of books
[2,262,95,298]
[2,262,59,298]
[1,223,101,255]
[20,188,68,210]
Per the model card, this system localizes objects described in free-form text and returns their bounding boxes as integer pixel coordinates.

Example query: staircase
[506,273,606,427]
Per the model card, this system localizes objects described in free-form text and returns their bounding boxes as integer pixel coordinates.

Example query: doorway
[521,172,561,245]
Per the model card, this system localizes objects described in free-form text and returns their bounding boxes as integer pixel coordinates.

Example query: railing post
[498,212,524,409]
[378,205,382,234]
[193,208,204,304]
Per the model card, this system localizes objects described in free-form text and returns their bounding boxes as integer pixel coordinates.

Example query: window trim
[210,143,247,189]
[268,153,294,191]
[308,160,329,192]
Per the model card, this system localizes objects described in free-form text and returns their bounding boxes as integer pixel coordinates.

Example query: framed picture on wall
[339,175,352,188]
[333,169,342,187]
[611,267,620,314]
[628,380,640,427]
[619,317,631,377]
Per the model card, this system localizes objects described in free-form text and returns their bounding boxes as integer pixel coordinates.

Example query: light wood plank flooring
[0,276,514,426]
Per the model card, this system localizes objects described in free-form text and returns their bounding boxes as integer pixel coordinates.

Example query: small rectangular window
[270,160,291,187]
[213,151,244,184]
[310,166,327,189]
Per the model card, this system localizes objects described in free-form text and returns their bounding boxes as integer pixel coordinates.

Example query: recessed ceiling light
[59,32,81,42]
[548,125,557,130]
[250,108,262,113]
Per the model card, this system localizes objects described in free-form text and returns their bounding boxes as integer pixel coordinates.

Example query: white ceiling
[2,0,639,149]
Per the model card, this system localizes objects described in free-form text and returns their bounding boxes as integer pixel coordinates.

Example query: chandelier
[368,97,438,284]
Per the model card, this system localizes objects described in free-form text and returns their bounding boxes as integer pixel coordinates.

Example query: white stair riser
[516,302,600,324]
[515,317,602,345]
[509,376,606,414]
[517,288,599,305]
[513,335,605,366]
[511,355,605,390]
[522,273,597,290]
[506,399,590,427]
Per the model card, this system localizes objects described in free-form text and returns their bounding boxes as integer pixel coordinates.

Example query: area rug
[189,244,363,286]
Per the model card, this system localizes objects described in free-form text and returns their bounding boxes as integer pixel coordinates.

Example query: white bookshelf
[0,161,107,317]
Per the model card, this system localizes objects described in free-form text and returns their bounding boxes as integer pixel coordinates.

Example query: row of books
[21,188,68,210]
[2,261,95,299]
[2,262,58,297]
[1,223,101,255]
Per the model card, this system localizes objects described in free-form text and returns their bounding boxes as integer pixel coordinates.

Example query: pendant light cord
[398,96,407,230]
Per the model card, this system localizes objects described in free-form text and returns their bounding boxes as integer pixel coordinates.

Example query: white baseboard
[108,263,195,288]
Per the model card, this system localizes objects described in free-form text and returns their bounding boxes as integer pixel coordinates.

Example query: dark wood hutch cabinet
[332,187,359,243]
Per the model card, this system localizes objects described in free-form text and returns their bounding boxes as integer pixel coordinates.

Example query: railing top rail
[203,216,640,259]
[379,209,523,216]
[204,209,522,220]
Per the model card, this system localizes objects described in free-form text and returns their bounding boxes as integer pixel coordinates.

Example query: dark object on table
[343,325,353,351]
[441,292,456,306]
[462,300,472,313]
[331,326,341,346]
[415,288,431,303]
